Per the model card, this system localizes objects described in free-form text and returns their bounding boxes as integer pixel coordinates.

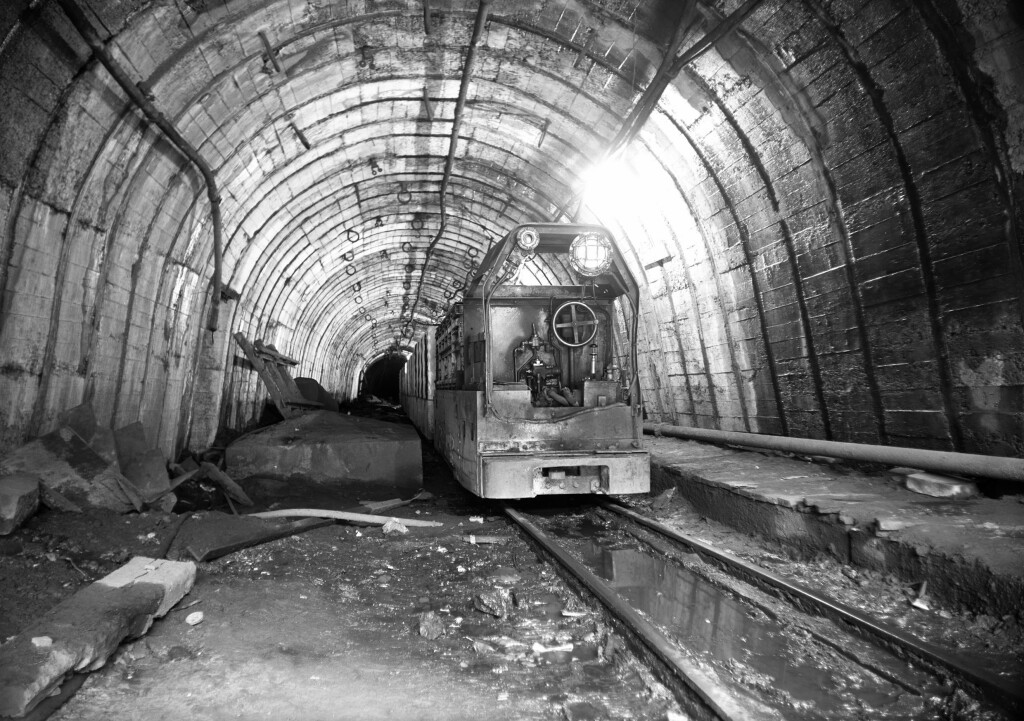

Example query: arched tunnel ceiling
[0,0,1021,456]
[121,0,664,361]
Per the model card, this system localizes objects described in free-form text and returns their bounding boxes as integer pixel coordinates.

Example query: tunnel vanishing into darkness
[0,0,1021,461]
[362,353,407,402]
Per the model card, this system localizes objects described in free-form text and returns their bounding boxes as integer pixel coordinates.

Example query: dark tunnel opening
[361,354,407,404]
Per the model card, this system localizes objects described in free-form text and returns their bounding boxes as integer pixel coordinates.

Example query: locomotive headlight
[569,232,613,276]
[516,226,540,252]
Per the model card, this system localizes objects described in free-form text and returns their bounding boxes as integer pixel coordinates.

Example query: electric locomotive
[401,223,650,498]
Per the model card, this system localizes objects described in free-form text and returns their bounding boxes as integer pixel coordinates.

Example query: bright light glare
[578,154,666,228]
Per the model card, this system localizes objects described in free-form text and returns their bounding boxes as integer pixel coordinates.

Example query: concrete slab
[0,429,136,512]
[0,556,195,716]
[646,436,1024,618]
[120,448,171,503]
[225,411,422,500]
[113,422,149,470]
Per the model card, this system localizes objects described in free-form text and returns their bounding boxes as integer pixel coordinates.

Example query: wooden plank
[189,518,334,562]
[250,508,443,527]
[254,340,299,365]
[234,333,295,417]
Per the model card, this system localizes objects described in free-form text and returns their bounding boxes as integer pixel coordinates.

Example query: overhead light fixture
[569,232,613,276]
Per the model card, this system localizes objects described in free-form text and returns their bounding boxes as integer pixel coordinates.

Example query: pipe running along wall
[644,423,1024,482]
[54,0,224,331]
[409,0,492,329]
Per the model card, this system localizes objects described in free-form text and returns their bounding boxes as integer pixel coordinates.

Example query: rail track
[504,502,1022,721]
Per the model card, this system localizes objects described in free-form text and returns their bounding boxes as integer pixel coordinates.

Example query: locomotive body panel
[401,223,651,499]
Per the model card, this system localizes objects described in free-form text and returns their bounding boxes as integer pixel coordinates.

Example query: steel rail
[503,505,772,721]
[55,0,225,331]
[644,423,1024,482]
[602,501,1024,716]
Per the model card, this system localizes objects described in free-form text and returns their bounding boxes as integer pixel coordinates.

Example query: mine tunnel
[0,1,1023,719]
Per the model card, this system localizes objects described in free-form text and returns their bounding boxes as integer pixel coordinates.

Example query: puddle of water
[570,536,923,719]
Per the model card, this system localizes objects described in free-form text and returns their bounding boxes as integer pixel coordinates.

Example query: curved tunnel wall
[0,0,1020,458]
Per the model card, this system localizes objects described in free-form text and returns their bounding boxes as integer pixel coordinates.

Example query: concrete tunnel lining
[0,0,1020,460]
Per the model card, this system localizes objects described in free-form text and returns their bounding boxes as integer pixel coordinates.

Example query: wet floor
[544,515,966,720]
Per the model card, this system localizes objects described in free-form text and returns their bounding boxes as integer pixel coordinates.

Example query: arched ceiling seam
[228,173,530,301]
[227,171,545,292]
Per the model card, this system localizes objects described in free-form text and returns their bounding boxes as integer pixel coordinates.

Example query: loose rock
[418,611,444,640]
[382,518,409,535]
[474,588,513,618]
[0,473,40,535]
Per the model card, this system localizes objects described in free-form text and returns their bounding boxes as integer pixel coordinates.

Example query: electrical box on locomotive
[421,222,650,498]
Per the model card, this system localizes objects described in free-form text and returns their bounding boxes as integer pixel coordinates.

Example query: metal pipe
[644,423,1024,482]
[606,0,697,156]
[55,0,224,331]
[409,0,490,324]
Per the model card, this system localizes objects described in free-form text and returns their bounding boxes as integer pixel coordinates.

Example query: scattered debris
[173,512,333,562]
[463,534,510,545]
[361,489,434,514]
[471,639,496,654]
[561,609,589,618]
[251,508,443,528]
[189,517,333,561]
[185,611,204,626]
[562,699,608,720]
[487,566,521,585]
[651,487,676,511]
[0,428,136,512]
[0,473,40,535]
[199,462,253,506]
[474,589,513,618]
[909,581,931,610]
[904,472,979,500]
[0,556,196,717]
[121,448,172,505]
[532,641,573,654]
[418,611,445,640]
[38,484,82,513]
[382,518,409,535]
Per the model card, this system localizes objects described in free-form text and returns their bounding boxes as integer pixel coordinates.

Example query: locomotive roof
[465,223,639,300]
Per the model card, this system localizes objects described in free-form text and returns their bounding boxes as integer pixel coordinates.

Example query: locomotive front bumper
[477,450,650,498]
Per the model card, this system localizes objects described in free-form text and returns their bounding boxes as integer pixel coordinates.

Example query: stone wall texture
[0,0,1020,457]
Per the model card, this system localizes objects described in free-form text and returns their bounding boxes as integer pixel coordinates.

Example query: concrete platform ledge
[646,436,1024,619]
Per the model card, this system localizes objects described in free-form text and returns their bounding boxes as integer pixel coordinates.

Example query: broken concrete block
[58,403,97,444]
[0,473,40,535]
[0,556,196,717]
[89,425,118,466]
[905,472,979,500]
[121,448,171,503]
[99,556,197,616]
[295,377,340,412]
[0,429,136,512]
[113,421,150,470]
[200,462,253,506]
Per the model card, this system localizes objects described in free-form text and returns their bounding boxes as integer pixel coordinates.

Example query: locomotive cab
[433,223,650,498]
